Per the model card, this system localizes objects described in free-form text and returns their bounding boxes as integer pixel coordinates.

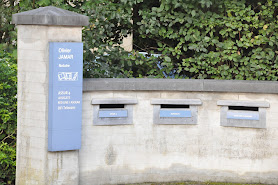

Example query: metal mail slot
[217,100,269,129]
[92,98,138,125]
[160,110,191,118]
[151,99,202,125]
[227,111,259,120]
[99,110,128,118]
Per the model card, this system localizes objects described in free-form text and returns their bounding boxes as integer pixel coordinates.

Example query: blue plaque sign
[227,111,259,120]
[99,110,128,118]
[160,110,192,118]
[48,42,83,151]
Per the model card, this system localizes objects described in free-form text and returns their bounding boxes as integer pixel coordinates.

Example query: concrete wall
[80,79,278,185]
[14,6,89,185]
[16,25,82,185]
[14,6,278,185]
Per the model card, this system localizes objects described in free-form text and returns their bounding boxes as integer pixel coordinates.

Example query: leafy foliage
[80,0,166,78]
[81,0,278,79]
[2,0,278,79]
[0,1,18,52]
[0,50,17,143]
[137,0,278,80]
[0,142,16,185]
[0,50,17,185]
[1,0,165,78]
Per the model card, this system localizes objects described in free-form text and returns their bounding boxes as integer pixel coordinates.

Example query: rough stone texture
[16,25,82,185]
[80,90,278,185]
[83,78,278,94]
[12,6,89,26]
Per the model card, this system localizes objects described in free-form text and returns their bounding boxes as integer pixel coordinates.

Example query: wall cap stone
[83,78,278,94]
[217,100,270,108]
[151,99,202,105]
[92,98,138,105]
[12,6,89,26]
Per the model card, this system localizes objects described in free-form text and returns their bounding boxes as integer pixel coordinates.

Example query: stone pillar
[12,6,88,185]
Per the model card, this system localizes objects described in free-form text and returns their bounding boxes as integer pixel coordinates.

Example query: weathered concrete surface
[16,25,82,185]
[81,91,278,185]
[15,6,278,185]
[12,6,89,26]
[83,78,278,94]
[15,6,87,185]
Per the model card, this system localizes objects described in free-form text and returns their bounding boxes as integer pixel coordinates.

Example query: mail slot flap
[217,100,270,108]
[151,99,202,105]
[92,98,137,105]
[160,109,192,118]
[227,111,259,120]
[99,110,128,118]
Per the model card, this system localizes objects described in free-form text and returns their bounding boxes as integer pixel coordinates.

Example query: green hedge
[80,0,278,79]
[0,142,16,185]
[0,49,17,185]
[135,0,278,80]
[1,1,278,79]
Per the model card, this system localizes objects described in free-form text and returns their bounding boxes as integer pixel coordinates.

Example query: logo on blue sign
[58,72,78,81]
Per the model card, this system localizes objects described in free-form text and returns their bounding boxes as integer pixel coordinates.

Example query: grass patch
[126,182,267,185]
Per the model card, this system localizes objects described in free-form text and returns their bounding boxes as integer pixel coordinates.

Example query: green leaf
[191,10,196,17]
[190,68,196,72]
[165,56,171,62]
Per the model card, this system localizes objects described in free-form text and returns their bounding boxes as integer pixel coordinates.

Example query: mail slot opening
[100,104,125,109]
[161,104,189,109]
[228,106,258,111]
